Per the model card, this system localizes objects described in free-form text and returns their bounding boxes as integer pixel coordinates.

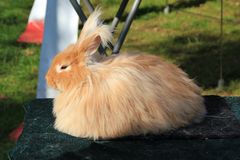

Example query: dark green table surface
[9,96,240,160]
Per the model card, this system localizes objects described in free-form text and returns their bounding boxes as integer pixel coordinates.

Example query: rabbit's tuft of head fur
[78,8,112,47]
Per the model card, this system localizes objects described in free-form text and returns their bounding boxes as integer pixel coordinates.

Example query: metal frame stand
[69,0,141,55]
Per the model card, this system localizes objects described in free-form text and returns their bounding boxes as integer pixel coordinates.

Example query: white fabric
[37,0,79,98]
[28,0,47,22]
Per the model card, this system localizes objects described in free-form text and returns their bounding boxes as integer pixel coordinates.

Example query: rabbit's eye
[56,64,71,73]
[60,65,68,70]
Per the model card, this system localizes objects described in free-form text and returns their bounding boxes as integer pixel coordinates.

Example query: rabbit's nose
[45,70,51,82]
[45,73,53,86]
[45,74,57,89]
[45,74,49,82]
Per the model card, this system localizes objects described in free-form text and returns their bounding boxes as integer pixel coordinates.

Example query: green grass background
[0,0,240,159]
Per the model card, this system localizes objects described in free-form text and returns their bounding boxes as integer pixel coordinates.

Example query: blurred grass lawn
[0,0,240,159]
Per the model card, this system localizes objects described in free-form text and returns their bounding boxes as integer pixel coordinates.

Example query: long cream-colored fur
[46,10,206,140]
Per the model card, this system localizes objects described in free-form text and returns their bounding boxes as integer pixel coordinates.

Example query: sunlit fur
[45,10,206,140]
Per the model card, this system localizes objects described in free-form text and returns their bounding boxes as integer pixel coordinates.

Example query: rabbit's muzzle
[45,73,57,89]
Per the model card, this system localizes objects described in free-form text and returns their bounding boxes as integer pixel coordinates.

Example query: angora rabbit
[46,10,206,140]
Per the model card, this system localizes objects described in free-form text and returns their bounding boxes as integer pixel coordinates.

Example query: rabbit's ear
[75,9,112,62]
[78,24,112,56]
[80,34,101,57]
[81,35,101,56]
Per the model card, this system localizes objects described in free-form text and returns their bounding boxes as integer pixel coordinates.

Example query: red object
[17,20,44,44]
[9,122,24,142]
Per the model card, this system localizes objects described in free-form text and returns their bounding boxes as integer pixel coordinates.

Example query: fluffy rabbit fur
[46,10,206,140]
